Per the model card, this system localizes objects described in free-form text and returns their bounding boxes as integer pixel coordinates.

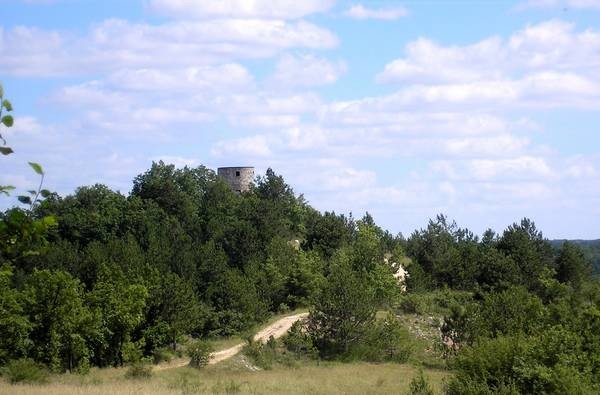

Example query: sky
[1,0,600,239]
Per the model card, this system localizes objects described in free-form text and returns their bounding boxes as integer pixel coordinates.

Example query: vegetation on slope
[2,85,600,394]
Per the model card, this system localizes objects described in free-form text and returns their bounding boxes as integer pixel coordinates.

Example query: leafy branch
[0,82,51,209]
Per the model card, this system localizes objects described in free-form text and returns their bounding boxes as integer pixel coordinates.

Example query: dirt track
[155,312,308,370]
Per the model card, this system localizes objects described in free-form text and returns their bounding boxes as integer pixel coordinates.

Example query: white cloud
[229,114,300,128]
[378,20,600,84]
[564,156,597,178]
[2,116,43,138]
[443,135,530,158]
[516,0,600,10]
[106,64,254,92]
[284,125,328,150]
[149,0,336,20]
[270,54,346,88]
[374,20,600,110]
[469,156,553,180]
[150,155,200,168]
[211,135,272,157]
[304,165,377,191]
[344,4,407,20]
[0,19,338,76]
[376,37,505,84]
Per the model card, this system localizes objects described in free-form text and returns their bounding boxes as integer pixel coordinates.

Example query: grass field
[0,360,450,395]
[0,308,451,394]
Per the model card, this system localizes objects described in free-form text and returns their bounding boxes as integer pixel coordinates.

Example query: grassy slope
[0,362,450,395]
[0,309,452,394]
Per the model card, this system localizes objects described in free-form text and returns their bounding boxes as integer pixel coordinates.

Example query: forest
[1,160,599,394]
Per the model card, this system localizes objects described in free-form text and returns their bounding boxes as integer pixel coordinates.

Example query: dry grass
[0,361,450,395]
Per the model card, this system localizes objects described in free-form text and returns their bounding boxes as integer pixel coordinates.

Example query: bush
[122,340,144,364]
[243,338,276,370]
[372,313,413,363]
[2,358,48,384]
[277,303,290,314]
[187,340,213,369]
[446,332,600,395]
[283,321,316,357]
[351,313,413,363]
[125,359,153,379]
[408,370,434,395]
[398,294,424,314]
[152,347,175,365]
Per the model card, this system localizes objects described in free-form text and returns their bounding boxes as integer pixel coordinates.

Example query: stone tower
[217,166,254,193]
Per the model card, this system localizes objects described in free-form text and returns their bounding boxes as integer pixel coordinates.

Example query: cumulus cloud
[270,54,346,88]
[344,4,408,20]
[149,0,336,19]
[150,156,200,168]
[0,19,338,76]
[374,20,600,109]
[378,20,600,83]
[211,135,272,157]
[106,64,254,92]
[516,0,600,10]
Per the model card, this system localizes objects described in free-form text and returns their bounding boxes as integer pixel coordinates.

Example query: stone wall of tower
[217,167,254,193]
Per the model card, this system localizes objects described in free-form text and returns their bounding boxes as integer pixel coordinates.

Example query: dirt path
[155,312,308,371]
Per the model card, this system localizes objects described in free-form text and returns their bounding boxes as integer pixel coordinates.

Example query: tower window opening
[236,171,240,177]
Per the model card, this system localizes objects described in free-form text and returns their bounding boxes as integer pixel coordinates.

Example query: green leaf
[17,195,32,205]
[2,100,12,112]
[40,189,52,198]
[28,190,37,195]
[1,115,13,127]
[28,162,44,175]
[0,146,13,155]
[42,215,57,227]
[0,84,3,98]
[0,185,16,196]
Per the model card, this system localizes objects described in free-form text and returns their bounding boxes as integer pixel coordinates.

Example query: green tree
[307,253,376,358]
[0,264,32,364]
[556,241,590,289]
[131,161,215,230]
[23,270,95,372]
[303,210,354,259]
[156,273,207,349]
[497,218,555,293]
[87,263,148,366]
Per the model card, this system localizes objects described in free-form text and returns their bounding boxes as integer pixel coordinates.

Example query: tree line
[0,162,403,371]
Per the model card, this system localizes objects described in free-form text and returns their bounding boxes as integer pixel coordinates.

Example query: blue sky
[1,0,600,239]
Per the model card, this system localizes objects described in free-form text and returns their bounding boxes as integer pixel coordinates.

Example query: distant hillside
[550,239,600,276]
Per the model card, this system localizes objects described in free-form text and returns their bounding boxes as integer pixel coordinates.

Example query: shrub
[398,294,424,314]
[277,303,290,314]
[351,313,413,363]
[2,358,48,384]
[408,370,434,395]
[122,340,144,364]
[187,340,213,369]
[243,338,276,370]
[125,359,153,379]
[372,313,413,363]
[152,347,175,364]
[446,332,600,395]
[283,321,316,357]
